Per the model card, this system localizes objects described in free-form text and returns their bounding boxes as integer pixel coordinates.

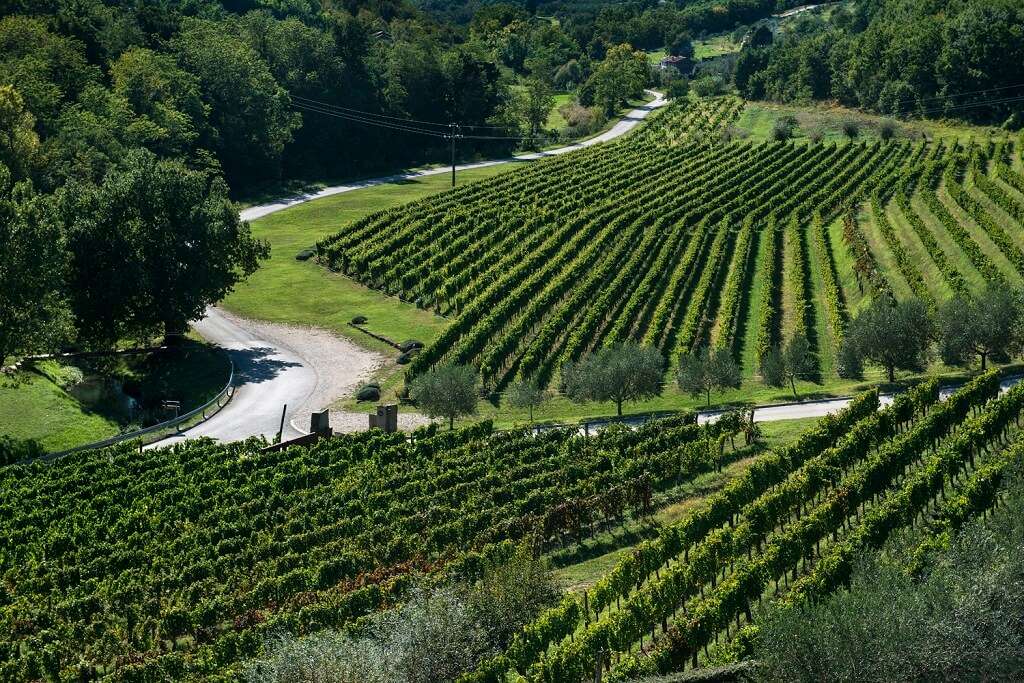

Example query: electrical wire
[883,82,1024,108]
[292,101,548,142]
[290,100,450,136]
[917,94,1024,116]
[290,94,452,128]
[290,102,450,137]
[289,92,515,130]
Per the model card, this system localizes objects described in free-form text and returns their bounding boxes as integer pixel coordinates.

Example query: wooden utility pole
[448,123,462,187]
[277,404,287,444]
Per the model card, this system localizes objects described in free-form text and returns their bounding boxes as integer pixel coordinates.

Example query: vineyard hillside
[315,97,1024,393]
[6,373,1024,680]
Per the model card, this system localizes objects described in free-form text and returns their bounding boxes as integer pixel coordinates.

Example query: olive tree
[937,287,1023,370]
[506,378,547,422]
[409,364,479,429]
[761,334,815,397]
[561,343,664,416]
[677,346,742,407]
[841,298,933,383]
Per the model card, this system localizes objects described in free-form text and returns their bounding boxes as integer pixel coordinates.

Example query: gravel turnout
[159,308,428,445]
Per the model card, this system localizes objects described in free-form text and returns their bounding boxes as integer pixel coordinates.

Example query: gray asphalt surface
[155,308,314,446]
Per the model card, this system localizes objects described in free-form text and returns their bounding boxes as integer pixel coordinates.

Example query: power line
[289,92,515,130]
[290,94,451,129]
[290,102,450,137]
[891,82,1024,108]
[291,101,547,142]
[917,94,1024,116]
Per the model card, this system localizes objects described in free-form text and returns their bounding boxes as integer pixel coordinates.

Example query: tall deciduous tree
[515,77,554,138]
[410,364,479,429]
[937,288,1023,370]
[677,346,741,406]
[172,18,299,185]
[841,298,933,383]
[0,165,71,362]
[110,47,208,157]
[0,16,98,135]
[53,149,268,345]
[0,86,39,180]
[561,343,664,416]
[589,43,649,116]
[668,32,694,59]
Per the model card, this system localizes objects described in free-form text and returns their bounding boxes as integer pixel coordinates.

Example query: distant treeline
[735,0,1024,126]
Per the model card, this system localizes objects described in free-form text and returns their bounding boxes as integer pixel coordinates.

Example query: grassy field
[0,366,121,451]
[0,341,229,451]
[223,165,514,353]
[645,33,740,66]
[545,92,573,129]
[695,34,741,59]
[735,101,999,143]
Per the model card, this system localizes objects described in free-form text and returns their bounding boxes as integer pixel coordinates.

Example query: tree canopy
[937,288,1024,371]
[53,149,268,345]
[677,346,741,407]
[841,298,934,383]
[410,364,479,429]
[736,0,1024,126]
[761,333,815,397]
[0,165,71,362]
[561,343,664,416]
[506,379,547,422]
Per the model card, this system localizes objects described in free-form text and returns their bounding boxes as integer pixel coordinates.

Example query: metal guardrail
[44,359,235,460]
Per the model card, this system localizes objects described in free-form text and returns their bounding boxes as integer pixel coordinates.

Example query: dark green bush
[355,385,380,402]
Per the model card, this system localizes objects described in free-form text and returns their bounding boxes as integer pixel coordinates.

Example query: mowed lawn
[222,164,516,351]
[0,369,119,451]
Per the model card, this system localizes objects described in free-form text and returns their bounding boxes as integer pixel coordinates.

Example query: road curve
[156,308,315,447]
[240,90,668,222]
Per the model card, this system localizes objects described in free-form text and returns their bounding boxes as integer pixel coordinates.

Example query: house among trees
[658,55,693,75]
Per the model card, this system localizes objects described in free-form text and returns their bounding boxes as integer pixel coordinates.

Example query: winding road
[240,90,668,222]
[164,92,670,445]
[157,308,314,446]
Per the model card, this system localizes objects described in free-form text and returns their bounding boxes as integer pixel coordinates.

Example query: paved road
[240,90,668,222]
[538,375,1024,438]
[696,374,1023,426]
[155,308,314,447]
[160,93,669,446]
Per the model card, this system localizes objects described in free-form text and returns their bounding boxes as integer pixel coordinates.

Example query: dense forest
[0,0,654,361]
[735,0,1024,126]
